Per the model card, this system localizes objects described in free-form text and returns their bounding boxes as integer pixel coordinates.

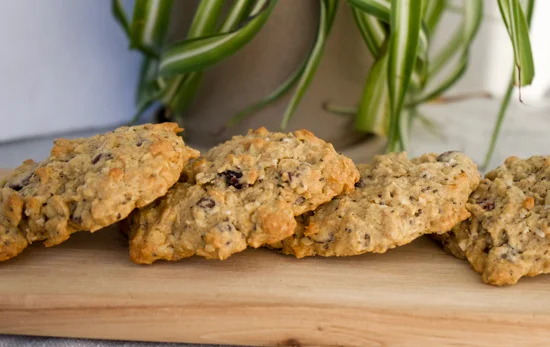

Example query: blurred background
[0,0,549,170]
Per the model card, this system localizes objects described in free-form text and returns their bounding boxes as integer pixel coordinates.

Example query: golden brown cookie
[0,123,199,261]
[438,156,550,286]
[274,151,480,258]
[128,127,359,264]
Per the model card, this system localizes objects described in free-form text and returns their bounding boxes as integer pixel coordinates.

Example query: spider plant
[113,0,535,167]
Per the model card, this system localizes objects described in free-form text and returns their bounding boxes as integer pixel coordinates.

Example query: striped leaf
[130,0,173,57]
[424,0,446,34]
[414,0,482,103]
[186,0,225,39]
[158,0,276,77]
[348,0,428,56]
[136,56,160,108]
[484,0,535,169]
[386,0,423,152]
[407,57,467,107]
[112,0,131,38]
[219,0,255,33]
[497,0,535,86]
[351,8,387,58]
[166,0,226,117]
[280,0,338,129]
[356,49,390,136]
[349,0,428,91]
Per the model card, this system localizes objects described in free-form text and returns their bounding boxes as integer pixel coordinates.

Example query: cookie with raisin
[128,127,359,263]
[0,123,199,261]
[437,156,550,286]
[274,152,480,258]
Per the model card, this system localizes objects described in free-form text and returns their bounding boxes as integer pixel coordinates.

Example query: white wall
[432,1,550,103]
[0,0,141,142]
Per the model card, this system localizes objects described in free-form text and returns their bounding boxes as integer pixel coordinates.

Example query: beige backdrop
[169,0,376,152]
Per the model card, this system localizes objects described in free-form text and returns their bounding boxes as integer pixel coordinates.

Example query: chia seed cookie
[437,155,550,286]
[128,127,359,264]
[0,123,199,261]
[273,151,480,258]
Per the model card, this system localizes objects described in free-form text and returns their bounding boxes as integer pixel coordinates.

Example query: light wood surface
[2,169,550,347]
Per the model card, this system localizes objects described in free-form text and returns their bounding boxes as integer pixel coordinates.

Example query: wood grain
[1,169,550,347]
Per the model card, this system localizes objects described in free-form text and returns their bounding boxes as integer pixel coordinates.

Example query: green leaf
[419,0,481,103]
[348,0,392,22]
[424,0,446,35]
[170,72,204,115]
[356,49,389,136]
[407,57,467,106]
[112,0,131,38]
[136,56,160,107]
[386,0,423,152]
[160,75,185,105]
[158,0,276,77]
[226,61,306,127]
[130,0,173,56]
[279,0,337,129]
[220,0,255,33]
[430,0,482,79]
[164,0,225,118]
[484,0,535,169]
[497,0,535,86]
[348,0,429,56]
[483,77,514,170]
[187,0,225,39]
[351,8,387,58]
[323,103,358,117]
[130,88,164,124]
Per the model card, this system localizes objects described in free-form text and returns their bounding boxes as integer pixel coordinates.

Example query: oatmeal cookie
[438,156,550,286]
[0,123,199,261]
[128,127,359,264]
[275,151,480,258]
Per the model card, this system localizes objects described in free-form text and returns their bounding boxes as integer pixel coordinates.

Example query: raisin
[354,179,365,188]
[72,214,83,224]
[218,222,235,233]
[295,197,305,205]
[221,170,243,189]
[197,198,216,209]
[8,173,33,191]
[477,199,495,211]
[364,233,371,245]
[92,153,113,164]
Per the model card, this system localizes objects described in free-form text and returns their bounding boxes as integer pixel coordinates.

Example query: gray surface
[0,335,234,347]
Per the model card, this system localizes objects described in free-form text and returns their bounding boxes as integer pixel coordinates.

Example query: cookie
[438,156,550,286]
[274,151,480,258]
[0,123,199,261]
[128,127,359,264]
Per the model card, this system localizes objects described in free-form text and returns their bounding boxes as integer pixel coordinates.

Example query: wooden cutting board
[2,168,550,347]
